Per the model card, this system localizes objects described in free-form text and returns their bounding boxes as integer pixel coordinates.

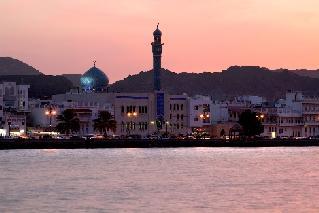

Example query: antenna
[157,23,159,29]
[93,60,96,67]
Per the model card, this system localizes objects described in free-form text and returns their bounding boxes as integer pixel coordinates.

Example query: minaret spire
[93,60,96,67]
[152,24,163,91]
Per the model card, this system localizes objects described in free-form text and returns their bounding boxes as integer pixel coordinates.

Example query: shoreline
[1,139,319,150]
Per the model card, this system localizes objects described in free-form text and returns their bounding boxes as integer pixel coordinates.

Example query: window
[170,114,172,119]
[194,105,199,110]
[170,104,172,110]
[203,104,210,112]
[181,114,184,120]
[121,106,124,113]
[181,104,184,111]
[145,106,148,114]
[194,118,198,121]
[177,104,179,111]
[177,114,179,120]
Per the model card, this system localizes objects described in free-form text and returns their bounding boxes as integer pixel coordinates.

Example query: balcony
[304,121,319,126]
[303,111,319,115]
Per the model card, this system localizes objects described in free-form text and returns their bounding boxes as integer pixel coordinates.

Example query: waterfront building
[260,106,303,138]
[167,94,190,136]
[188,95,211,128]
[114,93,190,137]
[3,111,26,137]
[0,82,30,136]
[2,82,29,111]
[208,96,265,138]
[114,93,156,137]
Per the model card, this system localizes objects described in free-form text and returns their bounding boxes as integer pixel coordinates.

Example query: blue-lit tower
[152,24,165,130]
[152,23,164,91]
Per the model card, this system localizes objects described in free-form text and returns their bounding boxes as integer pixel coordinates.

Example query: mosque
[34,25,190,137]
[80,61,109,92]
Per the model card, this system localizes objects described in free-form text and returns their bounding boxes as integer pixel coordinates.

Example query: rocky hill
[0,57,42,75]
[0,75,73,98]
[109,66,319,100]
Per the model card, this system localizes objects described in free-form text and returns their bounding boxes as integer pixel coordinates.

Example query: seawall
[1,139,319,150]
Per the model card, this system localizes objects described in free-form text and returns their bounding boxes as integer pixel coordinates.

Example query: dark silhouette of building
[152,23,164,91]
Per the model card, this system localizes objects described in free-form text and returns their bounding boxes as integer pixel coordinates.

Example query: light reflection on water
[1,147,319,212]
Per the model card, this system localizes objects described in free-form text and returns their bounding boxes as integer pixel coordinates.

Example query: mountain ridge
[0,57,42,75]
[2,57,319,100]
[109,66,319,100]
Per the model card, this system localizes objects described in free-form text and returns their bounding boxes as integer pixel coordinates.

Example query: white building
[188,95,211,128]
[0,82,30,136]
[167,94,190,136]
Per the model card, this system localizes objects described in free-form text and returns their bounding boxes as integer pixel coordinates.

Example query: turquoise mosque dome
[80,61,109,92]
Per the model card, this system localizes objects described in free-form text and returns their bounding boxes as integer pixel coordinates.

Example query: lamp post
[8,121,11,137]
[126,111,137,136]
[165,121,170,136]
[255,114,264,120]
[149,121,155,135]
[199,113,210,138]
[45,106,57,128]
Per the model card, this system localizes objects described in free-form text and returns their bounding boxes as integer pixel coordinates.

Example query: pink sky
[1,0,319,82]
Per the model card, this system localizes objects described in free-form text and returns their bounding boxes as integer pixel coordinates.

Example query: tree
[56,109,80,135]
[93,111,116,136]
[238,110,264,137]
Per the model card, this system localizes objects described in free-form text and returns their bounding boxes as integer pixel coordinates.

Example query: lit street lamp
[165,121,169,136]
[45,106,57,127]
[199,113,210,120]
[126,111,138,135]
[256,114,264,120]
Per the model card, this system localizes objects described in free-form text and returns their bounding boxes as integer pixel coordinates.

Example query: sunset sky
[1,0,319,82]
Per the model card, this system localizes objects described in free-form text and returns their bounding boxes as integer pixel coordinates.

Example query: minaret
[152,23,164,91]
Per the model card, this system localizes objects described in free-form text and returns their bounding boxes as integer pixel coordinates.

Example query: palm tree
[56,109,80,135]
[93,111,116,136]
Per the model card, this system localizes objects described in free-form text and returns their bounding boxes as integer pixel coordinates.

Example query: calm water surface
[1,147,319,212]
